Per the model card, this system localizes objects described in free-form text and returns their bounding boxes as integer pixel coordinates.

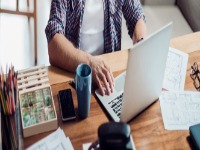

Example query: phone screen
[58,89,76,121]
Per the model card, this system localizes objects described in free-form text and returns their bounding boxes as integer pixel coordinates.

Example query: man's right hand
[89,57,114,96]
[48,34,114,96]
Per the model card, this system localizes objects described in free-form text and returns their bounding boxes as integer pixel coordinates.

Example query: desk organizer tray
[17,65,57,138]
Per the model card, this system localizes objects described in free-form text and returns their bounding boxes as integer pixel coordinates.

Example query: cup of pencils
[0,65,21,150]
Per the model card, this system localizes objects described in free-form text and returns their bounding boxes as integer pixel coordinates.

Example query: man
[45,0,147,96]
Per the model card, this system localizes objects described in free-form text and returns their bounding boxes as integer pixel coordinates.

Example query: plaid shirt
[45,0,145,53]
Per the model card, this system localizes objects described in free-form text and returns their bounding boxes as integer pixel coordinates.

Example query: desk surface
[24,32,200,150]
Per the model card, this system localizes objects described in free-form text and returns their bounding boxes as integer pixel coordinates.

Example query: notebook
[95,22,172,122]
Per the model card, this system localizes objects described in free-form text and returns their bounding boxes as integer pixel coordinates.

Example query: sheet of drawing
[160,91,200,130]
[27,127,74,150]
[162,47,188,91]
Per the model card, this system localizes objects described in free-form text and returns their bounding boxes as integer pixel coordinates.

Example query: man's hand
[89,57,114,96]
[48,33,114,96]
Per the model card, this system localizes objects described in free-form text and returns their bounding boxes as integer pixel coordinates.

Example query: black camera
[97,122,134,150]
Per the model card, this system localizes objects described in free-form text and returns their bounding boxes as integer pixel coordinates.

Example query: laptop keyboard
[108,93,123,118]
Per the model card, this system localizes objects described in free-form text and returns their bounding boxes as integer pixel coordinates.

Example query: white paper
[160,91,200,130]
[27,128,74,150]
[83,143,93,150]
[162,47,188,91]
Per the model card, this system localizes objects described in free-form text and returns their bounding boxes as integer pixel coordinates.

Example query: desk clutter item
[159,47,195,130]
[75,64,92,119]
[83,122,135,150]
[162,47,188,91]
[27,127,74,150]
[98,122,135,150]
[58,89,76,121]
[0,65,22,150]
[160,91,200,130]
[189,123,200,149]
[17,65,57,137]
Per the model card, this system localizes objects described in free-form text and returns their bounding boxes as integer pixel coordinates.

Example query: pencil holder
[0,65,22,150]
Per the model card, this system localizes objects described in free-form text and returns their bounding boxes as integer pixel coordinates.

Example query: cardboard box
[17,65,57,138]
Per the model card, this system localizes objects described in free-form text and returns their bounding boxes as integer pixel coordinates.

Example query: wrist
[133,36,144,44]
[137,37,144,43]
[88,54,94,67]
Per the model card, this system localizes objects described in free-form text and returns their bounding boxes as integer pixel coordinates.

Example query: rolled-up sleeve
[45,0,67,42]
[122,0,145,38]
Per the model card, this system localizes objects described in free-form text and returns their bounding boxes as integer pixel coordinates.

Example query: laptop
[95,22,172,122]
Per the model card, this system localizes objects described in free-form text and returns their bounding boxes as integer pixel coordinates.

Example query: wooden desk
[24,32,200,149]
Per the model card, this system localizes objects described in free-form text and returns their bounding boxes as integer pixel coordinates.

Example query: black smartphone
[58,89,76,121]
